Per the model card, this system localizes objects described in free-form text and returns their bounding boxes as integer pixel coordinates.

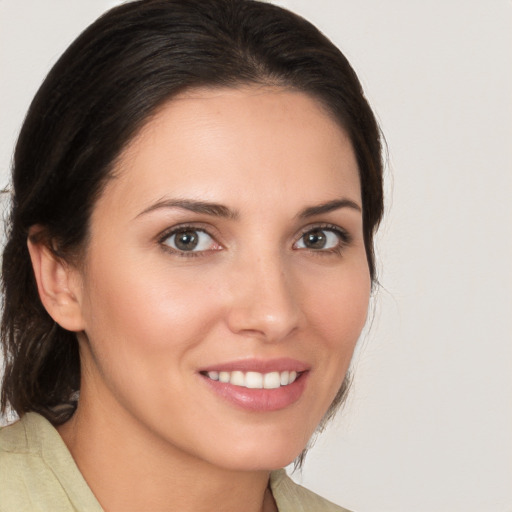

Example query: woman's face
[73,86,370,470]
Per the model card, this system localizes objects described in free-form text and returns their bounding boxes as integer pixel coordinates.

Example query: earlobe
[27,230,86,332]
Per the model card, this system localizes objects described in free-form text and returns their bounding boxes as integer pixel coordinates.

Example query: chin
[204,429,312,472]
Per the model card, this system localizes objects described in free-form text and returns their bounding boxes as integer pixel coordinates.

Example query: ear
[27,228,86,332]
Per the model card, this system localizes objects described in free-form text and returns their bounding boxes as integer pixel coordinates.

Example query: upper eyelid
[295,223,351,240]
[157,222,220,243]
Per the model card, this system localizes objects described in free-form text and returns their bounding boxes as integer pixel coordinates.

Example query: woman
[0,0,383,510]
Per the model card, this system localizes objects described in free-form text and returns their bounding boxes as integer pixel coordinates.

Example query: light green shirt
[0,413,350,511]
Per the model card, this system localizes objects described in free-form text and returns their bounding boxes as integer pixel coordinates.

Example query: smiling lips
[200,360,309,412]
[204,370,298,389]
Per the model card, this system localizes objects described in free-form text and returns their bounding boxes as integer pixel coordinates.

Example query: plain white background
[1,1,511,511]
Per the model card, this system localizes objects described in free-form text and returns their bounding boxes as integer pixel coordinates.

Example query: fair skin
[28,86,370,512]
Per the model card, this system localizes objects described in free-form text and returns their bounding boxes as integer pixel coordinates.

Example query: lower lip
[200,372,308,412]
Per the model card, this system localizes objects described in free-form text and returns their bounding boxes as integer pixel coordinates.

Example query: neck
[57,392,277,512]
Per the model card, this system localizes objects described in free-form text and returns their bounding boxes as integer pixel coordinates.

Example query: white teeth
[245,371,263,388]
[230,371,245,386]
[205,370,301,389]
[263,371,281,389]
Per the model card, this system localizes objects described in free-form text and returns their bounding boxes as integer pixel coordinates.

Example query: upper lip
[199,358,310,374]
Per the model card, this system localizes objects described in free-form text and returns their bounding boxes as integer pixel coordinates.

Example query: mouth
[198,360,309,412]
[200,370,300,389]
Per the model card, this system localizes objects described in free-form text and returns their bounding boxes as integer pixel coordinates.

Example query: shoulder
[0,413,41,485]
[0,412,102,512]
[270,469,354,512]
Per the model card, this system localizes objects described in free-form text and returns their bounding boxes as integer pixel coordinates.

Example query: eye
[161,228,219,254]
[294,226,349,252]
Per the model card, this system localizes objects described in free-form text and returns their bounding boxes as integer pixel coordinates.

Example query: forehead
[101,86,361,213]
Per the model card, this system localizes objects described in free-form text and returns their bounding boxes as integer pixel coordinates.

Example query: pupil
[304,230,326,249]
[175,231,198,251]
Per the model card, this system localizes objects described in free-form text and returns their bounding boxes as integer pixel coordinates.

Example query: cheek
[305,265,371,348]
[79,253,224,359]
[302,263,371,402]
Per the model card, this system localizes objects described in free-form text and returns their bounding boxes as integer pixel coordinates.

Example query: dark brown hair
[1,0,383,427]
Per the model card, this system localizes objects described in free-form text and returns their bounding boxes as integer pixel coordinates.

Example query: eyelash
[157,223,352,257]
[294,223,352,255]
[158,224,219,258]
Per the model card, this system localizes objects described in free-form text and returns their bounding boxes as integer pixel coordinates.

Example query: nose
[225,250,301,342]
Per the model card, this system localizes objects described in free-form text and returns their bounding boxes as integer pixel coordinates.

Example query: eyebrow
[136,198,238,219]
[298,198,361,218]
[136,197,361,220]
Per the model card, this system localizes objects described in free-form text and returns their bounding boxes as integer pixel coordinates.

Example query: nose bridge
[226,244,300,341]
